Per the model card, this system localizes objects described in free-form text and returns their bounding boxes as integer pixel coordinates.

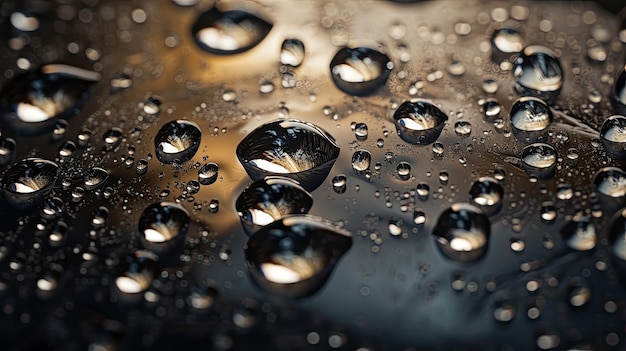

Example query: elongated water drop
[330,47,393,96]
[280,39,305,67]
[84,167,108,190]
[1,158,58,211]
[192,7,272,55]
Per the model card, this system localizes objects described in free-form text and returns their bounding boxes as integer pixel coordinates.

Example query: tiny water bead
[560,215,596,251]
[600,115,626,158]
[513,46,563,100]
[351,150,371,173]
[393,99,448,145]
[235,176,313,234]
[138,202,190,243]
[521,143,557,179]
[236,119,340,192]
[192,6,272,55]
[432,203,490,262]
[330,46,393,96]
[154,120,201,164]
[1,158,59,210]
[510,97,553,133]
[280,38,305,67]
[198,162,219,185]
[83,167,108,190]
[594,167,626,198]
[244,215,352,298]
[469,177,503,215]
[0,64,100,135]
[115,250,159,294]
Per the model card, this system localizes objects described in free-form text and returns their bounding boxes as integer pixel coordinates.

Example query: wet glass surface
[1,0,626,350]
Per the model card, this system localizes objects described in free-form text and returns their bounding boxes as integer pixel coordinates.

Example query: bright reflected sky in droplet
[17,103,50,123]
[115,276,143,293]
[10,182,37,194]
[249,209,275,226]
[159,142,181,154]
[249,159,290,173]
[450,237,473,252]
[37,278,56,291]
[197,28,239,51]
[332,64,365,83]
[144,228,167,243]
[260,263,302,284]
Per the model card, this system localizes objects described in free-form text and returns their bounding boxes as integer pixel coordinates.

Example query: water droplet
[236,119,340,191]
[600,115,626,159]
[510,97,553,139]
[136,159,148,175]
[244,215,352,298]
[521,143,557,179]
[208,199,219,213]
[236,176,312,234]
[10,12,40,32]
[439,170,449,184]
[556,183,573,200]
[354,122,368,140]
[454,121,472,137]
[612,66,626,115]
[351,150,371,173]
[143,97,161,115]
[57,141,76,157]
[77,128,92,147]
[84,167,108,190]
[491,28,524,54]
[432,203,490,262]
[103,128,123,151]
[198,162,219,185]
[493,297,516,322]
[92,206,109,227]
[115,250,159,294]
[393,99,448,145]
[1,158,58,210]
[513,46,563,100]
[594,167,626,198]
[568,278,591,307]
[155,120,201,164]
[561,215,596,251]
[413,210,426,225]
[192,7,272,55]
[189,285,218,309]
[330,46,393,96]
[447,60,465,76]
[0,64,100,135]
[37,264,63,293]
[110,73,133,92]
[388,218,403,236]
[259,80,275,94]
[331,174,347,194]
[280,38,305,67]
[0,138,16,166]
[587,41,607,62]
[42,197,64,218]
[469,177,503,215]
[540,201,557,222]
[139,202,190,243]
[396,162,411,180]
[482,78,499,94]
[416,183,430,200]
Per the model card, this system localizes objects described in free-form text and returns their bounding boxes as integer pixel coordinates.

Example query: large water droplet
[244,215,352,298]
[594,167,626,198]
[393,99,448,145]
[513,46,563,100]
[330,47,393,96]
[236,119,340,191]
[0,64,100,135]
[600,115,626,159]
[351,150,371,172]
[469,177,503,215]
[432,203,490,262]
[138,202,190,243]
[192,6,272,55]
[154,120,201,164]
[560,215,596,251]
[521,143,557,179]
[280,38,305,67]
[115,250,159,294]
[235,176,313,235]
[1,158,58,211]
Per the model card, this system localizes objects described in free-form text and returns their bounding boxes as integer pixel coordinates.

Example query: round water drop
[393,99,448,145]
[454,121,472,137]
[154,120,201,164]
[513,46,563,100]
[396,162,411,180]
[58,141,76,157]
[600,115,626,159]
[594,167,626,198]
[447,60,465,76]
[92,206,109,227]
[0,64,100,135]
[189,285,218,309]
[77,128,92,147]
[136,159,148,175]
[556,183,573,200]
[482,99,501,121]
[42,197,64,218]
[351,150,371,172]
[84,167,108,190]
[611,66,626,115]
[331,174,347,194]
[236,119,340,191]
[244,215,352,298]
[115,250,159,294]
[37,264,63,293]
[198,162,219,185]
[568,278,591,307]
[561,216,596,251]
[413,210,426,225]
[432,203,490,262]
[138,202,190,243]
[493,297,517,322]
[330,46,393,96]
[143,97,161,115]
[236,176,312,235]
[482,78,499,94]
[1,158,58,210]
[491,27,524,54]
[510,97,553,134]
[388,218,403,236]
[192,7,272,55]
[540,201,557,222]
[416,183,430,200]
[280,39,305,67]
[521,143,557,179]
[259,80,275,94]
[469,177,503,215]
[103,128,123,151]
[587,41,607,62]
[0,138,16,166]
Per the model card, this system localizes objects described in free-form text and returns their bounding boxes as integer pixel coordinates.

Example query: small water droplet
[416,182,430,200]
[396,162,411,180]
[244,215,352,298]
[594,167,626,198]
[143,96,161,115]
[280,38,305,67]
[354,122,368,140]
[192,7,272,55]
[189,285,218,309]
[612,66,626,115]
[110,73,133,92]
[521,143,557,179]
[493,297,516,322]
[556,183,573,200]
[561,215,596,251]
[513,46,563,100]
[139,202,190,243]
[540,201,557,222]
[351,150,371,173]
[330,46,393,96]
[0,138,16,166]
[510,97,553,139]
[84,167,108,190]
[393,99,448,145]
[42,197,64,218]
[432,203,490,262]
[587,41,607,62]
[600,115,626,159]
[136,159,148,175]
[10,12,40,32]
[103,128,123,151]
[568,278,591,307]
[236,119,340,191]
[198,162,219,185]
[454,121,472,137]
[482,78,499,94]
[115,250,159,294]
[331,174,347,194]
[446,60,465,76]
[469,177,503,215]
[1,158,58,210]
[259,80,275,94]
[413,210,426,225]
[155,120,201,164]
